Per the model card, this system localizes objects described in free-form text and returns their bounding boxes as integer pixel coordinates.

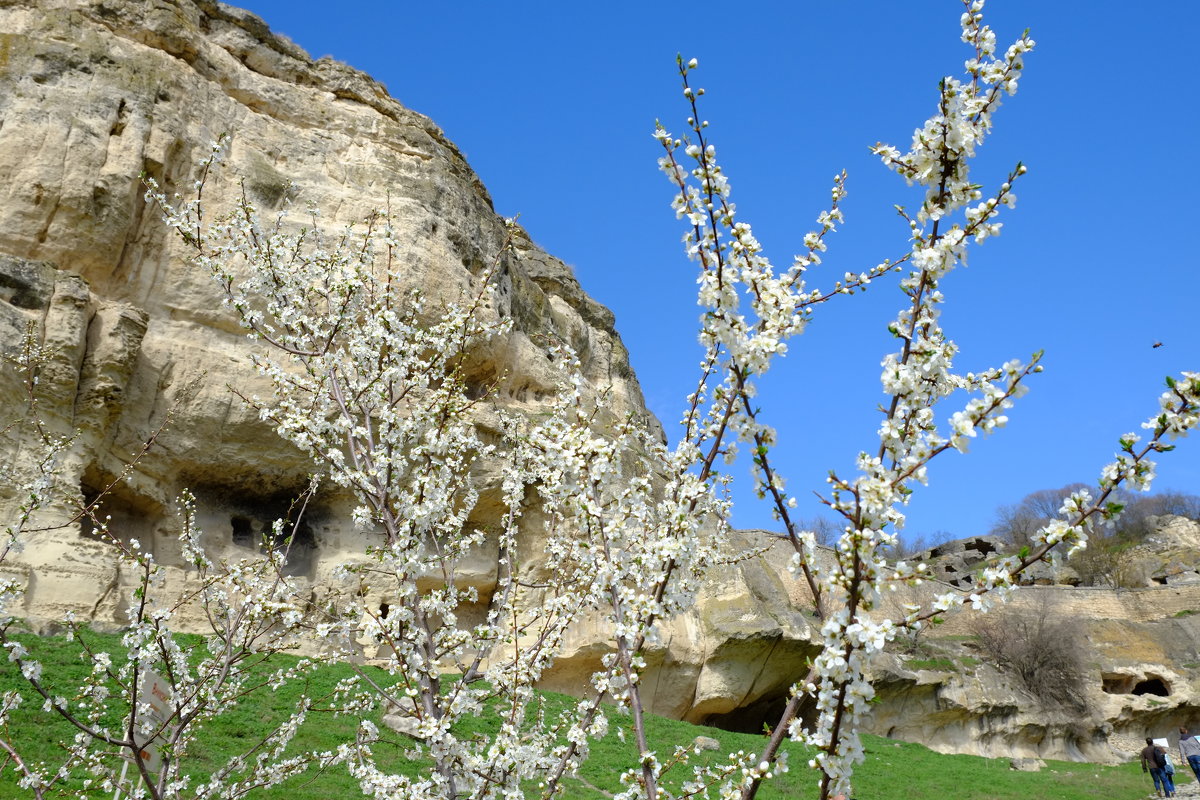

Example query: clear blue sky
[234,1,1199,542]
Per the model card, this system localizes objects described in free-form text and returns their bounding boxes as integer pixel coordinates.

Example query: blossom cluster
[139,127,747,799]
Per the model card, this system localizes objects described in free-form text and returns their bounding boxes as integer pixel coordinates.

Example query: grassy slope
[0,630,1153,800]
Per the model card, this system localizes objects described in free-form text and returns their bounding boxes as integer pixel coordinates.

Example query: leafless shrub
[972,597,1090,711]
[796,516,841,547]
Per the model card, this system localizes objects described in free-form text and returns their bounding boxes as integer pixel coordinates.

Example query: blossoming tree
[2,2,1198,799]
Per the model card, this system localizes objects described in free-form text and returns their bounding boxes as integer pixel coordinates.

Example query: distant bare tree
[1147,491,1200,520]
[994,485,1200,553]
[1111,490,1200,542]
[795,516,842,547]
[990,483,1092,549]
[991,486,1200,586]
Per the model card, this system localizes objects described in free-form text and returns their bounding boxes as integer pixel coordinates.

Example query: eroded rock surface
[867,548,1200,764]
[0,0,658,655]
[0,0,823,729]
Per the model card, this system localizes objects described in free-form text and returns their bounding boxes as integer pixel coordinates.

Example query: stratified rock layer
[865,517,1200,764]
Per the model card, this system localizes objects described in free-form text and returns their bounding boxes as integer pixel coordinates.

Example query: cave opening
[192,481,322,579]
[272,519,316,577]
[79,468,166,557]
[1132,677,1170,697]
[231,516,254,548]
[971,537,998,557]
[230,515,315,578]
[1102,674,1134,695]
[702,693,816,737]
[1101,673,1171,696]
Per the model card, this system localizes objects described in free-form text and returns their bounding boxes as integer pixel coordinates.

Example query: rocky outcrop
[540,530,822,726]
[910,533,1082,587]
[912,535,1006,587]
[0,3,658,641]
[865,543,1200,764]
[1132,516,1200,586]
[0,0,813,727]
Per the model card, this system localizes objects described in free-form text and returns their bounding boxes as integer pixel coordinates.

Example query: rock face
[0,0,818,727]
[1133,515,1200,586]
[866,521,1200,764]
[0,3,656,638]
[910,534,1081,587]
[913,535,1006,587]
[542,530,821,727]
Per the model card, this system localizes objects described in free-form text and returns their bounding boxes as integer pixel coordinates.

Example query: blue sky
[234,1,1199,542]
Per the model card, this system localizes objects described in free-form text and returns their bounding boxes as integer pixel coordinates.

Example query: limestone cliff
[864,517,1200,765]
[0,0,660,637]
[0,0,814,728]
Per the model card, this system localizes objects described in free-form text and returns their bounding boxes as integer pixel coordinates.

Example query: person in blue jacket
[1179,726,1200,782]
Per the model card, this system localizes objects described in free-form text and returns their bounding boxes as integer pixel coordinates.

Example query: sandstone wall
[0,0,648,639]
[868,546,1200,765]
[934,583,1200,634]
[0,0,827,726]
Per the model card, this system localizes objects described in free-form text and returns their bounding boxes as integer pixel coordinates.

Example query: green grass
[1174,609,1198,617]
[904,657,957,672]
[0,630,1152,799]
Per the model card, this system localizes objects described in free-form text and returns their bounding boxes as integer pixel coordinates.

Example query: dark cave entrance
[703,693,816,736]
[79,467,165,555]
[1101,672,1171,696]
[229,512,316,578]
[1132,677,1171,697]
[190,480,322,579]
[1102,674,1134,694]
